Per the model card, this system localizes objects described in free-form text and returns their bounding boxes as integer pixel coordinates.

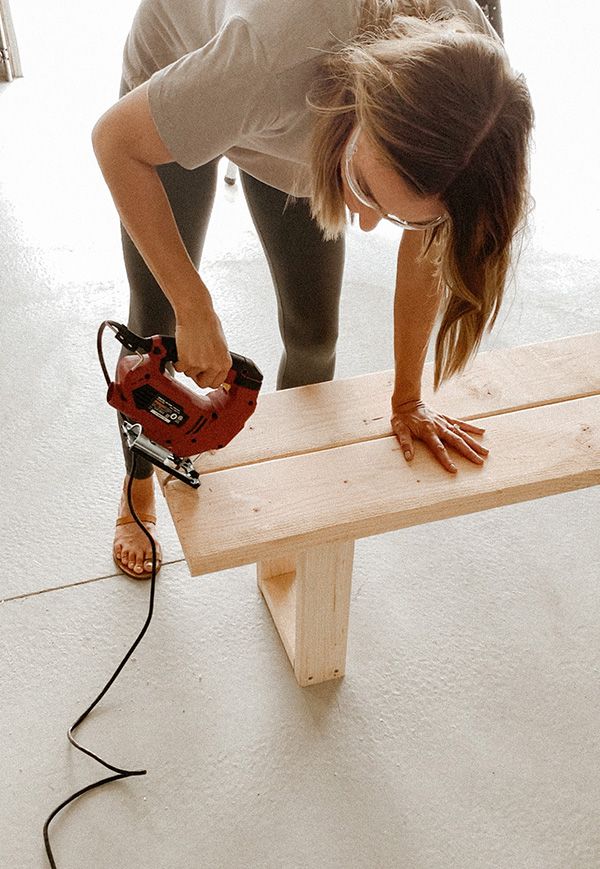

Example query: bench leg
[257,541,355,687]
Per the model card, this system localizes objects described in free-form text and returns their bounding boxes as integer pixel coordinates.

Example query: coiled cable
[44,326,160,866]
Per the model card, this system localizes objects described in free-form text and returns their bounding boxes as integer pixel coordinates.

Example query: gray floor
[1,1,599,867]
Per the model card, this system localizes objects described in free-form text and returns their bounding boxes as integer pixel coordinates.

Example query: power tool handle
[159,335,242,373]
[111,327,262,387]
[157,335,262,386]
[160,335,178,363]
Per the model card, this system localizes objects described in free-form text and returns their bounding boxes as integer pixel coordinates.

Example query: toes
[143,545,160,574]
[114,520,161,578]
[121,547,138,573]
[144,531,161,566]
[129,546,144,573]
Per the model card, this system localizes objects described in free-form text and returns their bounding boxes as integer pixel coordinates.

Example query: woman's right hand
[173,303,233,389]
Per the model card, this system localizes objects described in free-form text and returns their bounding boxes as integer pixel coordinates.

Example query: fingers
[443,418,489,457]
[425,434,458,473]
[190,369,230,390]
[399,436,416,463]
[394,419,489,473]
[173,361,232,389]
[418,429,486,472]
[454,427,489,458]
[393,416,458,472]
[391,420,415,462]
[443,429,486,465]
[444,415,486,435]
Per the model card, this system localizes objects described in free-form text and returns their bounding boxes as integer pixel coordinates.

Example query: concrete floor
[1,1,599,867]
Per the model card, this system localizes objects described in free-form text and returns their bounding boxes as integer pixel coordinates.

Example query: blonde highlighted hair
[307,0,534,388]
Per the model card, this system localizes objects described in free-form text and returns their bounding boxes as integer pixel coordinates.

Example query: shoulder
[238,0,359,72]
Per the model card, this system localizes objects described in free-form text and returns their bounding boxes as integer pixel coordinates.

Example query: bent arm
[392,229,443,406]
[391,230,489,472]
[91,82,213,317]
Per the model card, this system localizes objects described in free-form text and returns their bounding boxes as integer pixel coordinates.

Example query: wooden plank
[257,540,354,687]
[257,570,296,665]
[164,394,600,576]
[158,332,600,480]
[293,541,355,686]
[258,542,355,687]
[257,555,297,582]
[257,554,297,662]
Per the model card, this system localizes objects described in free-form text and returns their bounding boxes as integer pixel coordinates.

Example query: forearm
[393,230,443,404]
[92,98,212,317]
[96,153,211,315]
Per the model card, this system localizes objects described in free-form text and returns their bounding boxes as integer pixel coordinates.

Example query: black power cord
[43,326,161,866]
[43,457,158,867]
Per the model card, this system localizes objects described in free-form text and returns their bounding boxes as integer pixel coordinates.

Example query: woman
[92,0,533,580]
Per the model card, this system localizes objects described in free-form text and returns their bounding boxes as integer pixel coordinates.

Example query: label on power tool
[132,385,188,426]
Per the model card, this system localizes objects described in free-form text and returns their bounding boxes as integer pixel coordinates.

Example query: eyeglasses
[343,127,448,231]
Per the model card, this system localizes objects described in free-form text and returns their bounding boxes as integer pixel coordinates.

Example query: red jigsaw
[98,321,263,487]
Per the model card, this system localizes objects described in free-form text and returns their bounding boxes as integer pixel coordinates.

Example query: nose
[357,205,381,232]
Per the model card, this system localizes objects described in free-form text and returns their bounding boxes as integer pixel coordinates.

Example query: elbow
[91,113,111,165]
[91,118,101,155]
[91,108,125,173]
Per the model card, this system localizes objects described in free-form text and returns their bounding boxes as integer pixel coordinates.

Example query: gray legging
[118,136,345,478]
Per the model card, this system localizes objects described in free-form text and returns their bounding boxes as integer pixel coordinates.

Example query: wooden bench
[156,333,600,686]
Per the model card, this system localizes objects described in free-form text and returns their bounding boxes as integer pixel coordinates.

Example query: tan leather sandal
[113,513,162,581]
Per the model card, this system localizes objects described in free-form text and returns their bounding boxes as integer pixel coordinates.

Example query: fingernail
[404,451,411,461]
[450,464,457,472]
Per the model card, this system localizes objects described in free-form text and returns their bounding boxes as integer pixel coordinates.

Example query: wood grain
[165,394,600,576]
[156,332,600,482]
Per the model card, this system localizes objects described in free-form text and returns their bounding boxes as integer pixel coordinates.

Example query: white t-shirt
[122,0,498,196]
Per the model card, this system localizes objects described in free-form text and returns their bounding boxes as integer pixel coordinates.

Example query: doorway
[0,0,22,81]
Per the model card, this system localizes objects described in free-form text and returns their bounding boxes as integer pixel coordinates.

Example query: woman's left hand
[391,398,489,473]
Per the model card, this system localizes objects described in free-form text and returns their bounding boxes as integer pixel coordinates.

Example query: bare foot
[113,475,162,579]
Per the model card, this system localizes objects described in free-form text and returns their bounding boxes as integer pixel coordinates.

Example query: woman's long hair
[307,0,534,388]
